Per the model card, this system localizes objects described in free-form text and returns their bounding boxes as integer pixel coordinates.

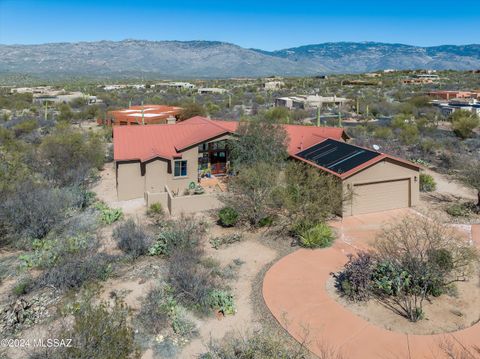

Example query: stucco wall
[145,191,169,209]
[117,161,144,200]
[342,159,420,216]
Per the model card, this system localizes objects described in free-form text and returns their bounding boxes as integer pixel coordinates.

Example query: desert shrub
[373,216,477,321]
[13,275,33,296]
[113,219,152,258]
[333,216,478,322]
[202,329,308,359]
[258,216,274,227]
[13,119,38,137]
[0,182,77,240]
[39,124,105,186]
[137,284,198,340]
[207,289,235,315]
[95,202,123,224]
[19,210,100,269]
[149,216,206,256]
[452,112,479,139]
[62,298,139,359]
[419,173,436,192]
[333,252,374,301]
[168,246,216,314]
[373,126,393,139]
[446,202,473,217]
[147,202,164,218]
[399,124,420,145]
[136,286,171,335]
[171,305,198,338]
[209,232,243,249]
[297,223,334,248]
[218,207,239,227]
[38,253,114,291]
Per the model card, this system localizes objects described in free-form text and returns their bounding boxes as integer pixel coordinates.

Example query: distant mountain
[0,40,479,79]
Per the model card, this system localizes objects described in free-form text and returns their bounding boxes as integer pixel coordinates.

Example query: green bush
[149,217,206,256]
[95,202,123,224]
[218,207,239,227]
[452,114,480,139]
[420,173,437,192]
[298,223,334,248]
[147,203,163,217]
[209,233,243,249]
[13,275,33,296]
[207,289,235,315]
[446,202,472,217]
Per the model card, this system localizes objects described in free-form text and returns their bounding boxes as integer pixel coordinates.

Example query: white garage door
[351,179,410,215]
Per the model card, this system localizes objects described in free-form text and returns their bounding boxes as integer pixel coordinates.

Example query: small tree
[222,162,278,227]
[229,118,289,169]
[458,159,480,209]
[39,123,105,185]
[281,161,344,230]
[179,102,207,121]
[451,110,480,139]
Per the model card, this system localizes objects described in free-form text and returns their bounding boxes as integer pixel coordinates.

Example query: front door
[210,150,227,174]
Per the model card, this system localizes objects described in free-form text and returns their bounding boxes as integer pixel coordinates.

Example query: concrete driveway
[263,209,480,359]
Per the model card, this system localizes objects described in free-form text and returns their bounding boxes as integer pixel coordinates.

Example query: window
[174,160,187,177]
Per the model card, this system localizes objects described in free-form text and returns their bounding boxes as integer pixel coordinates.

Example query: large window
[174,160,188,177]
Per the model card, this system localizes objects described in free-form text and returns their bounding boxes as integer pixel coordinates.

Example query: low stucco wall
[146,186,222,215]
[145,191,169,209]
[169,192,222,215]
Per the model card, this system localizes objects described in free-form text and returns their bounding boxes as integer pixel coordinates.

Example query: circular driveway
[263,212,480,359]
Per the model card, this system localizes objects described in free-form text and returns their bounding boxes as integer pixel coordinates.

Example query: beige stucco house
[113,116,420,216]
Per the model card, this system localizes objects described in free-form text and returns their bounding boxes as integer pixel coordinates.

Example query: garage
[293,138,420,217]
[351,178,410,215]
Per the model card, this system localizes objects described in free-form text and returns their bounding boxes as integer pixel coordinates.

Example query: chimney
[167,116,176,125]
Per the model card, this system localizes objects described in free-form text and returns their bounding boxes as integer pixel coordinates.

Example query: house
[427,90,479,100]
[100,105,182,126]
[264,81,284,90]
[197,87,227,94]
[433,98,480,117]
[113,116,420,216]
[275,95,350,110]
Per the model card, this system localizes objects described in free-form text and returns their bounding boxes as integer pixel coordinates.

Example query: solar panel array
[296,139,380,174]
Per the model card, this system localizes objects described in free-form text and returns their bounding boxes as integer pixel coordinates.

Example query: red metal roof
[113,116,418,178]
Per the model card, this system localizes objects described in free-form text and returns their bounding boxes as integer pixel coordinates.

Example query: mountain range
[1,40,479,79]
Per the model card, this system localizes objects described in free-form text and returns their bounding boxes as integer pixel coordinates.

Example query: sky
[1,0,479,50]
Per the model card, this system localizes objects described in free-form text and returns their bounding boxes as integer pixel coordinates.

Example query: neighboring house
[264,81,284,90]
[197,87,227,94]
[113,116,420,216]
[275,95,350,110]
[100,105,182,126]
[433,98,480,117]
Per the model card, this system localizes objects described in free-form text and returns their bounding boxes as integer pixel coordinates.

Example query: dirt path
[425,169,476,200]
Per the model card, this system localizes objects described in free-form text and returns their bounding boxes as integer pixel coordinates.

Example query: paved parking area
[263,209,480,359]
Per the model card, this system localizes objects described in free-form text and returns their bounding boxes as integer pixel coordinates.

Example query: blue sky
[1,0,479,50]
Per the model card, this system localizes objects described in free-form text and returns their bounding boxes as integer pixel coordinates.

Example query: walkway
[263,210,480,359]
